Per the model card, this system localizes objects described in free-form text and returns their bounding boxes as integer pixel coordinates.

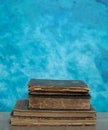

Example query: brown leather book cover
[28,79,89,95]
[29,95,90,110]
[11,113,96,126]
[10,125,96,130]
[13,100,96,118]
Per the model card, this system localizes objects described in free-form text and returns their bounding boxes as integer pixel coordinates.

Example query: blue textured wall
[0,0,108,112]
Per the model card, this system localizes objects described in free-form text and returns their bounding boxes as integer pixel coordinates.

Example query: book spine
[29,95,90,110]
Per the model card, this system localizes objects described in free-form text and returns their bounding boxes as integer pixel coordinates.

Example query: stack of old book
[10,79,96,126]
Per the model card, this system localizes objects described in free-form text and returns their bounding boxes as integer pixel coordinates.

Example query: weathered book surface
[10,125,96,130]
[11,113,96,126]
[13,100,96,118]
[29,95,90,109]
[28,79,89,95]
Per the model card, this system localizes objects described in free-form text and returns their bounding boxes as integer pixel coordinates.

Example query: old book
[29,95,90,109]
[13,100,96,118]
[11,113,96,126]
[10,125,96,130]
[28,79,89,95]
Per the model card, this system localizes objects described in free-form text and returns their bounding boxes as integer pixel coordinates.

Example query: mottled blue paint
[0,0,108,112]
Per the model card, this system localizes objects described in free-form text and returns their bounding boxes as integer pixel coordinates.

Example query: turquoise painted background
[0,0,108,112]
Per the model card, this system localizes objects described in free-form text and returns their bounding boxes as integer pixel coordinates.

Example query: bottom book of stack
[10,100,96,126]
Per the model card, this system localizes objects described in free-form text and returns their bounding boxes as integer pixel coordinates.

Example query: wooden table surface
[0,113,108,130]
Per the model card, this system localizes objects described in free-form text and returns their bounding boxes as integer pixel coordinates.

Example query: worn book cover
[11,113,96,126]
[29,95,90,109]
[10,125,96,130]
[28,79,89,95]
[13,100,96,118]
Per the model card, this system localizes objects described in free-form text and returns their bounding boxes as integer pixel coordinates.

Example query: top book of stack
[28,79,89,96]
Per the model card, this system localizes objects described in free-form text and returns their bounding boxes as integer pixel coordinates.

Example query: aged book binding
[11,115,96,126]
[29,95,90,109]
[13,100,96,118]
[10,125,96,130]
[28,79,89,95]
